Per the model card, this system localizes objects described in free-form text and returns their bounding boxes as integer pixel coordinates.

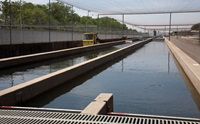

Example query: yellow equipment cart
[82,32,99,46]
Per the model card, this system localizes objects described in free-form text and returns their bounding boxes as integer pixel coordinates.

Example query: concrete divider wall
[0,41,125,69]
[0,38,154,106]
[0,37,125,59]
[0,41,82,59]
[81,93,113,115]
[164,37,200,95]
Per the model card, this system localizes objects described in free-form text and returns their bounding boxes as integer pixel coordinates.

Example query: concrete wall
[0,29,124,45]
[165,37,200,95]
[0,41,82,59]
[0,37,154,106]
[0,41,125,69]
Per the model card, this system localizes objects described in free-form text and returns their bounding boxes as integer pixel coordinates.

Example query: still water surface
[0,47,118,90]
[25,41,200,118]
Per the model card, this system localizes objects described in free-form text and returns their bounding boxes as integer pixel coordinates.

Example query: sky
[2,0,200,32]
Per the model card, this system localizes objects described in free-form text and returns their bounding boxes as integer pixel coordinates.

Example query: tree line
[191,23,200,31]
[0,0,136,32]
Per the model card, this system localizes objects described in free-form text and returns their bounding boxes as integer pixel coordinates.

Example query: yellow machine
[82,32,99,46]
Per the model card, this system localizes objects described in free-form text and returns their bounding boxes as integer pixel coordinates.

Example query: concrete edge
[0,40,125,69]
[164,37,200,95]
[81,93,113,115]
[0,38,154,106]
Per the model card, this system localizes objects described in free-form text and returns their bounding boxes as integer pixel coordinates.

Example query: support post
[169,13,172,40]
[48,0,51,43]
[9,0,12,45]
[176,26,178,39]
[20,0,23,43]
[97,14,99,33]
[110,19,112,41]
[132,25,135,39]
[122,14,124,37]
[199,23,200,45]
[86,10,90,33]
[71,5,74,41]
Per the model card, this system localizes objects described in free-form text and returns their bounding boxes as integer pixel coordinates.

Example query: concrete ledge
[0,41,125,69]
[164,37,200,95]
[0,38,154,106]
[81,93,113,115]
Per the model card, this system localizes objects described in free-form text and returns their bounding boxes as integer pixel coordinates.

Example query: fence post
[9,0,12,45]
[169,13,172,40]
[199,23,200,45]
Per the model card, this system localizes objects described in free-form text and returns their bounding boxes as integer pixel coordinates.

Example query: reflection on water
[0,47,118,90]
[24,55,124,107]
[25,41,200,118]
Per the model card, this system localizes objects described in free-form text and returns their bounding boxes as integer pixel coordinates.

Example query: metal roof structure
[57,0,200,31]
[57,0,200,15]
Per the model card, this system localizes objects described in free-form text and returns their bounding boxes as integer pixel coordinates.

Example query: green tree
[0,0,135,33]
[191,23,200,30]
[1,0,10,23]
[80,16,95,25]
[31,6,48,25]
[68,12,80,24]
[97,17,128,31]
[22,2,49,25]
[1,1,21,25]
[50,2,71,25]
[11,1,20,25]
[22,2,35,25]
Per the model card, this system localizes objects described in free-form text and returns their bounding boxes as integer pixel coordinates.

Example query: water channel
[0,47,120,90]
[24,41,200,118]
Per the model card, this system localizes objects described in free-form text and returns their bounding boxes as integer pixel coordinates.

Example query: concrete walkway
[169,36,200,64]
[165,37,200,96]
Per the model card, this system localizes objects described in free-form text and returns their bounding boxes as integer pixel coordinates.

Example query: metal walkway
[0,109,199,124]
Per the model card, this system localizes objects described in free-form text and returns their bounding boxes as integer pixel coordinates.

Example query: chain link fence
[0,24,140,45]
[0,0,141,45]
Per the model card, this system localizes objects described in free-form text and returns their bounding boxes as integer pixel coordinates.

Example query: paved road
[169,36,200,64]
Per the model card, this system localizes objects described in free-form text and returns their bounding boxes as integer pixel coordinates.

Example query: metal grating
[0,109,199,124]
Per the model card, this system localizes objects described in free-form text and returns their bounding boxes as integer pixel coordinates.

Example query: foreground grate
[0,109,199,124]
